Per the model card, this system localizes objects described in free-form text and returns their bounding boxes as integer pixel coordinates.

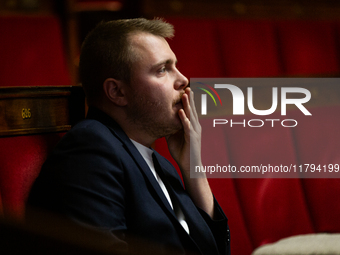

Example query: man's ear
[103,78,128,106]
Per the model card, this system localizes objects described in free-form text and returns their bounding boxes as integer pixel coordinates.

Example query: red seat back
[0,15,72,220]
[217,19,282,77]
[0,134,64,219]
[277,20,339,75]
[0,16,71,86]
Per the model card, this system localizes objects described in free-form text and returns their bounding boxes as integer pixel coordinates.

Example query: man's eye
[158,67,166,73]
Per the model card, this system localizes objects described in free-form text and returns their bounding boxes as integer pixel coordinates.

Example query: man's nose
[174,69,189,90]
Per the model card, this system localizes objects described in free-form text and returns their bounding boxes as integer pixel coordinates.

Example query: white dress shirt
[130,139,190,234]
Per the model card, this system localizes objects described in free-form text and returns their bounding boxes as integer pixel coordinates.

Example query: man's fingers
[183,87,200,132]
[189,89,199,122]
[182,90,190,120]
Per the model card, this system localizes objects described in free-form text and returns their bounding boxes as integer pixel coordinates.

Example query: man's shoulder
[50,118,124,158]
[72,118,112,134]
[40,118,128,177]
[67,118,118,141]
[66,107,127,143]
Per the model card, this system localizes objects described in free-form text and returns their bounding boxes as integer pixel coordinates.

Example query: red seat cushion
[220,113,314,247]
[289,106,340,232]
[0,133,64,219]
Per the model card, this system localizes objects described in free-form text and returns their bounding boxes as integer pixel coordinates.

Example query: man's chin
[159,121,183,138]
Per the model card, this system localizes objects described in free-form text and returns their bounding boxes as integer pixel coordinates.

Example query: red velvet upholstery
[166,18,225,78]
[222,113,314,247]
[200,118,254,255]
[0,16,71,86]
[277,20,340,76]
[216,19,282,77]
[0,134,64,219]
[289,106,340,233]
[0,16,71,219]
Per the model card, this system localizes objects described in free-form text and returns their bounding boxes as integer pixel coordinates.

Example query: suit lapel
[153,151,220,255]
[122,140,176,215]
[86,108,178,218]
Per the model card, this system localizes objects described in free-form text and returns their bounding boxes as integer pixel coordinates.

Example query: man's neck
[94,103,158,147]
[124,129,156,148]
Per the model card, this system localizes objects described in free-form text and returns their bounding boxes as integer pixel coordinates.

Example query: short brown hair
[79,18,174,106]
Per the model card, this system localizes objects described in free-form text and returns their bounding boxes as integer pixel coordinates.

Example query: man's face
[125,32,189,139]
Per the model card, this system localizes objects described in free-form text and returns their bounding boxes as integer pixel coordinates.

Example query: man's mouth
[174,101,182,108]
[173,90,186,108]
[174,97,183,107]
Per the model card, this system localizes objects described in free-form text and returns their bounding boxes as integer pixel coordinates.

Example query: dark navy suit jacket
[28,107,230,255]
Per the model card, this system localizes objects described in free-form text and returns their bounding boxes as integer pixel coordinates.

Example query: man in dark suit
[28,18,230,255]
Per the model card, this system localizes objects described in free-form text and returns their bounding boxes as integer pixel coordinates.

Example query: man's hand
[166,87,200,175]
[166,87,215,218]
